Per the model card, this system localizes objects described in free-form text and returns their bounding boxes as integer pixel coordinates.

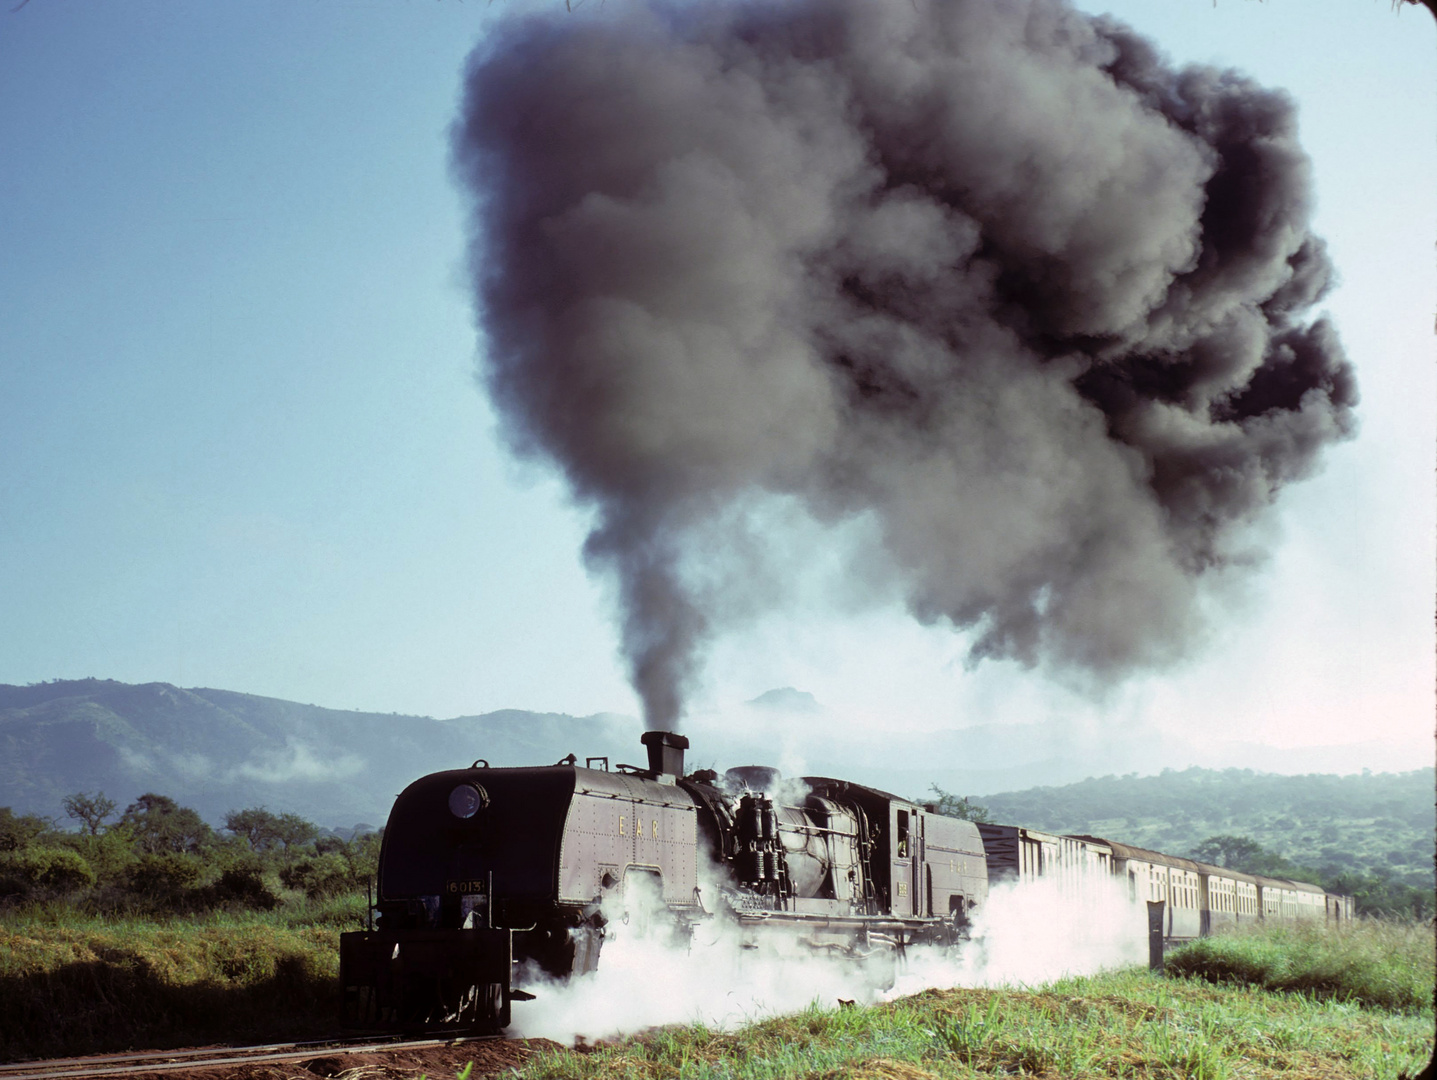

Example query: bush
[0,808,52,852]
[280,854,351,900]
[207,867,282,911]
[0,847,97,896]
[60,831,138,887]
[0,793,370,915]
[123,852,206,909]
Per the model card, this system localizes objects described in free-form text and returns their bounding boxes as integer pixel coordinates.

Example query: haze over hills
[0,679,640,826]
[2,679,1429,855]
[689,689,1427,809]
[980,768,1435,893]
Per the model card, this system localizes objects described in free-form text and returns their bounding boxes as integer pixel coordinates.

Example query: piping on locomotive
[338,730,1353,1033]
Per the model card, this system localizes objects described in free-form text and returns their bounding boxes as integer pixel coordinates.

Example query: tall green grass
[3,888,370,929]
[510,919,1434,1080]
[0,903,360,1061]
[1164,918,1435,1013]
[4,906,1431,1076]
[513,972,1432,1080]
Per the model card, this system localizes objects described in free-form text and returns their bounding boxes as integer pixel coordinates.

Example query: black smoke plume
[452,0,1356,730]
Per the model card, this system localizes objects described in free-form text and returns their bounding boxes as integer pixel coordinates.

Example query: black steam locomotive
[339,730,1351,1032]
[339,730,988,1030]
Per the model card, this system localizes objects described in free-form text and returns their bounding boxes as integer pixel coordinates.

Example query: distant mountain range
[0,679,641,828]
[2,680,1430,853]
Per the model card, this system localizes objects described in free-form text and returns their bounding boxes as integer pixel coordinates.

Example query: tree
[0,807,51,852]
[1188,834,1320,880]
[927,785,993,823]
[1190,835,1268,871]
[275,813,318,853]
[63,791,117,836]
[1,847,97,893]
[1321,869,1435,921]
[119,793,213,855]
[348,828,382,879]
[224,807,284,852]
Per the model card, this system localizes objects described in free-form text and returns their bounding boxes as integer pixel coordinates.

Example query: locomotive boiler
[339,730,989,1031]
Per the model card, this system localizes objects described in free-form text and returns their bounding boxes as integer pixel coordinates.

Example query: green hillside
[972,766,1434,914]
[0,679,641,826]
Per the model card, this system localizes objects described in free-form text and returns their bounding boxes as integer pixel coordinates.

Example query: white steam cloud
[509,871,1147,1044]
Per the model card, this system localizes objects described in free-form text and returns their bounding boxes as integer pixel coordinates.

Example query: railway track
[0,1034,501,1080]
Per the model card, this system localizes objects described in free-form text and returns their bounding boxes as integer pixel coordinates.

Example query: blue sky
[1,0,1432,773]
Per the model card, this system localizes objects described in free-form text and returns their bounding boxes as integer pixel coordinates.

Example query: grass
[509,920,1434,1080]
[1163,917,1435,1013]
[3,889,371,930]
[512,974,1433,1079]
[0,901,360,1061]
[2,905,1431,1077]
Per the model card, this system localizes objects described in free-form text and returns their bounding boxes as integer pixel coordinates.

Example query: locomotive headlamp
[448,783,488,819]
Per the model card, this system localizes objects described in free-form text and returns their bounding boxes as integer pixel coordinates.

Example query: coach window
[897,810,910,858]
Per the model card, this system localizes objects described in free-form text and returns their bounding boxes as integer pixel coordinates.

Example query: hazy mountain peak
[747,687,822,713]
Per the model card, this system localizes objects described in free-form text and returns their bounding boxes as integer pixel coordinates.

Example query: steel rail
[0,1038,356,1073]
[0,1034,499,1080]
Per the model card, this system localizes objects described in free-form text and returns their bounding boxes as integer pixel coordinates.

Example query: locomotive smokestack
[641,730,689,779]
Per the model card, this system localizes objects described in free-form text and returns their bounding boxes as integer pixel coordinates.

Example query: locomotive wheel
[390,975,507,1031]
[458,980,511,1031]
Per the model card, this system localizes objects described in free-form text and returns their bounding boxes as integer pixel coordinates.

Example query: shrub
[0,858,25,899]
[0,847,97,896]
[60,831,138,887]
[207,866,282,911]
[280,854,351,900]
[123,852,206,909]
[0,808,52,852]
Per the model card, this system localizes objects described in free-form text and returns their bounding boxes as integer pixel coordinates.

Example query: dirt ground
[119,1038,562,1080]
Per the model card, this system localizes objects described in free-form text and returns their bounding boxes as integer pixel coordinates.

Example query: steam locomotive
[338,730,1350,1032]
